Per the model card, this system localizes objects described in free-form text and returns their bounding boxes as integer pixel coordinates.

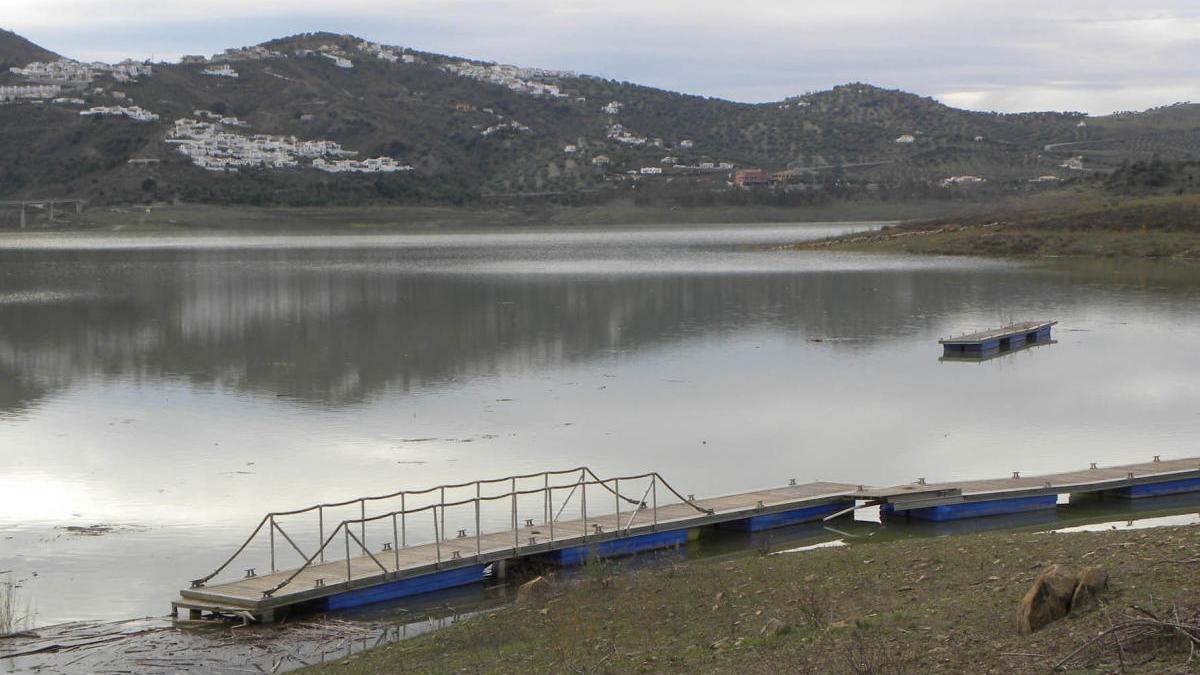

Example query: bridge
[0,199,87,228]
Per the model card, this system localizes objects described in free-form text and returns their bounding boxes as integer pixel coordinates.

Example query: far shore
[0,200,991,234]
[796,193,1200,260]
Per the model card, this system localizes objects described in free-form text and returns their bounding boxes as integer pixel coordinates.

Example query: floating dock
[939,320,1056,358]
[175,456,1200,623]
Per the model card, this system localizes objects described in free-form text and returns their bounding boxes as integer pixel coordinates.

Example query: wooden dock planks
[179,480,858,615]
[855,457,1200,509]
[939,320,1056,345]
[177,458,1200,620]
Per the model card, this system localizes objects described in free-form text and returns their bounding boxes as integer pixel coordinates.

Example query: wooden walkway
[940,320,1056,345]
[855,456,1200,511]
[176,457,1200,622]
[177,479,856,620]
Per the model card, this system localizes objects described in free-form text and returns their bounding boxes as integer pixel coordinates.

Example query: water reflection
[2,226,1200,624]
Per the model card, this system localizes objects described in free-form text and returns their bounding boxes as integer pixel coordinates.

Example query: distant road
[1042,138,1124,152]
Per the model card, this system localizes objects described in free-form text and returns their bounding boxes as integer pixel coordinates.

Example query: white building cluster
[321,53,353,69]
[192,110,248,126]
[111,61,153,82]
[10,59,97,83]
[313,157,413,173]
[601,101,623,115]
[10,58,151,84]
[202,63,239,78]
[442,61,572,98]
[481,120,532,136]
[355,40,404,63]
[940,175,986,187]
[165,118,405,173]
[0,84,61,101]
[80,105,159,121]
[213,45,286,61]
[606,123,649,146]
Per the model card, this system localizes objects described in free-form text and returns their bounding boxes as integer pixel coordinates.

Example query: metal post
[392,514,400,572]
[269,516,276,572]
[318,506,325,562]
[512,477,518,552]
[345,527,352,582]
[400,493,406,547]
[433,507,442,566]
[475,485,481,559]
[652,475,658,529]
[614,478,620,532]
[544,473,550,524]
[581,479,588,541]
[360,499,367,554]
[440,487,446,541]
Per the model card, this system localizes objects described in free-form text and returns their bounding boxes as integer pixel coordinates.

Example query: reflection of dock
[939,320,1056,359]
[940,339,1057,363]
[176,456,1200,624]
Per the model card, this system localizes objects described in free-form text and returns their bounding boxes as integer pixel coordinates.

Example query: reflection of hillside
[3,249,1194,412]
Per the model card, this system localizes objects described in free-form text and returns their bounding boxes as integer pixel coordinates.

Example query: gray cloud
[5,0,1199,113]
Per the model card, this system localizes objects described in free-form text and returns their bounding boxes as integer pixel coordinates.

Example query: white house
[202,63,239,78]
[895,134,916,144]
[640,167,663,175]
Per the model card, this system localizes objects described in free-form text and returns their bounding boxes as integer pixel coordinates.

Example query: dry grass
[0,574,32,637]
[304,524,1200,674]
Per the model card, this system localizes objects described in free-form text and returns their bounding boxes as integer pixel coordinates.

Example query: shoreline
[6,505,1199,673]
[303,516,1200,674]
[796,193,1200,260]
[0,200,985,234]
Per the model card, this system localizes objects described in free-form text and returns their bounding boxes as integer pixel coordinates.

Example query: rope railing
[255,470,710,599]
[192,468,707,589]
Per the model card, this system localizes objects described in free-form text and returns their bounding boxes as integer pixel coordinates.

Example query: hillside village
[0,29,1195,208]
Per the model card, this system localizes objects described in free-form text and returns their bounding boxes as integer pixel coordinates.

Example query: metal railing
[190,468,709,597]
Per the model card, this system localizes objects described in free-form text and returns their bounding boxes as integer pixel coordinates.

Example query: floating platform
[174,470,855,623]
[859,456,1200,522]
[939,320,1056,358]
[175,456,1200,622]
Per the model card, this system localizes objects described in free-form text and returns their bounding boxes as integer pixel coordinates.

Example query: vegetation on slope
[2,31,1200,211]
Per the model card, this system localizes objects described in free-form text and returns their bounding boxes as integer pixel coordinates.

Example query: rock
[1016,564,1078,634]
[762,617,790,637]
[515,576,552,606]
[1070,567,1109,614]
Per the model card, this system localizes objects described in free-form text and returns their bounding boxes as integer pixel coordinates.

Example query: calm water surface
[2,223,1199,624]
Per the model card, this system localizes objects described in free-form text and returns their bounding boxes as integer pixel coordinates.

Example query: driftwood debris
[1054,604,1200,670]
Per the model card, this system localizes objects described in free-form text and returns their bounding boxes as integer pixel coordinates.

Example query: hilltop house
[895,134,916,144]
[202,63,239,78]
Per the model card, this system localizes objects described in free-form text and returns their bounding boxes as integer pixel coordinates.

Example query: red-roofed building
[733,168,769,187]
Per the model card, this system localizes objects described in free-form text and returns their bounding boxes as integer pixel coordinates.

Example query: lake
[2,223,1199,625]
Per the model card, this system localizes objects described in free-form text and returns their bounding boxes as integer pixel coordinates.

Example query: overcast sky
[6,1,1199,114]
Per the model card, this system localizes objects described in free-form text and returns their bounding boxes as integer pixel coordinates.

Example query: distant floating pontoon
[939,320,1057,360]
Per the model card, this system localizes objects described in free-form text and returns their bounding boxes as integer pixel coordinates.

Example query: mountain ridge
[1,29,1198,211]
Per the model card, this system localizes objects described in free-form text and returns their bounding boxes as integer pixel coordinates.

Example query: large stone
[1016,564,1079,634]
[762,617,791,637]
[1070,567,1109,614]
[515,575,553,606]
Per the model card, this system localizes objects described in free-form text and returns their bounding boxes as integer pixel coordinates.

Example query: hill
[1,30,1199,212]
[0,28,58,69]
